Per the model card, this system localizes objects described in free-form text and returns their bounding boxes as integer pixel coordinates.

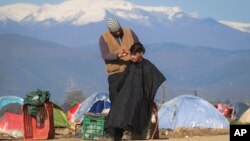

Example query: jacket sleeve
[99,35,118,61]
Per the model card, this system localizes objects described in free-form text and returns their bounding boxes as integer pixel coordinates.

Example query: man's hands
[117,48,129,58]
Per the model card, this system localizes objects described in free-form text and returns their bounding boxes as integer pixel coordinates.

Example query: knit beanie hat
[106,17,121,32]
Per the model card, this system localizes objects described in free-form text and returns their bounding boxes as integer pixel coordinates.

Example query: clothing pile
[24,89,50,128]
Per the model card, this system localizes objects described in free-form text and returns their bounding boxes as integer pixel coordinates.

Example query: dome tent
[0,96,23,109]
[0,96,69,128]
[71,92,111,123]
[0,96,24,138]
[52,103,70,128]
[158,95,229,130]
[239,108,250,124]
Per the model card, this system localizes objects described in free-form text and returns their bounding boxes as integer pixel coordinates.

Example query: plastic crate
[82,115,105,140]
[23,102,55,140]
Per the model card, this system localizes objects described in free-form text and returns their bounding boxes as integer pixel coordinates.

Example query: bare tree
[194,90,198,96]
[64,88,86,105]
[160,85,167,104]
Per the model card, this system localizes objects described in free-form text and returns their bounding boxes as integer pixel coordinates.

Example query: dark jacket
[105,59,166,133]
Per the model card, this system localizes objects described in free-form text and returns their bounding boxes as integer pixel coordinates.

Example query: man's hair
[130,42,145,55]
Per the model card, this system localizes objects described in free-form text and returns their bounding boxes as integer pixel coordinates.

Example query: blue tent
[0,96,23,109]
[158,95,229,129]
[71,92,111,123]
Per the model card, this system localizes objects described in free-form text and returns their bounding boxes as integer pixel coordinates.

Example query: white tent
[71,92,110,123]
[158,95,229,129]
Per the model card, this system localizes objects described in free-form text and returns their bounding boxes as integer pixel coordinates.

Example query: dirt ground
[165,135,229,141]
[0,128,230,141]
[69,135,229,141]
[85,135,230,141]
[1,135,229,141]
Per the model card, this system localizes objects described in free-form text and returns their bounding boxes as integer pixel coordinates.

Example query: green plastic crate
[82,115,105,140]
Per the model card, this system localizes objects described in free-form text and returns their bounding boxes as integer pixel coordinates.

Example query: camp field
[0,94,247,141]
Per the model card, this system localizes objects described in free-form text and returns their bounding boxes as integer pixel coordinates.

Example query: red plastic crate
[23,102,55,140]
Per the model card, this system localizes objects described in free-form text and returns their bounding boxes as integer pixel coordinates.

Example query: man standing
[99,17,140,140]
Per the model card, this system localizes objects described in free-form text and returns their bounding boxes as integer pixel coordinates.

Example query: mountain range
[0,0,250,50]
[1,34,249,103]
[0,0,250,103]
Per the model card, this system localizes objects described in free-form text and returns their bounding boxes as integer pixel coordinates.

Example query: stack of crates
[82,115,105,140]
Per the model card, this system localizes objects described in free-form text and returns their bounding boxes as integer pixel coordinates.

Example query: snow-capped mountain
[0,3,39,21]
[0,0,185,25]
[219,21,250,33]
[0,0,250,50]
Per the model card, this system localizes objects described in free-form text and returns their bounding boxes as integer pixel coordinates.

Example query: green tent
[53,103,70,128]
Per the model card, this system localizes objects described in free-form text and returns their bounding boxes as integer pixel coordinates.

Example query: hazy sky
[0,0,249,23]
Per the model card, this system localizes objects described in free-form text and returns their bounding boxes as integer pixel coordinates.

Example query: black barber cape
[105,59,166,134]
